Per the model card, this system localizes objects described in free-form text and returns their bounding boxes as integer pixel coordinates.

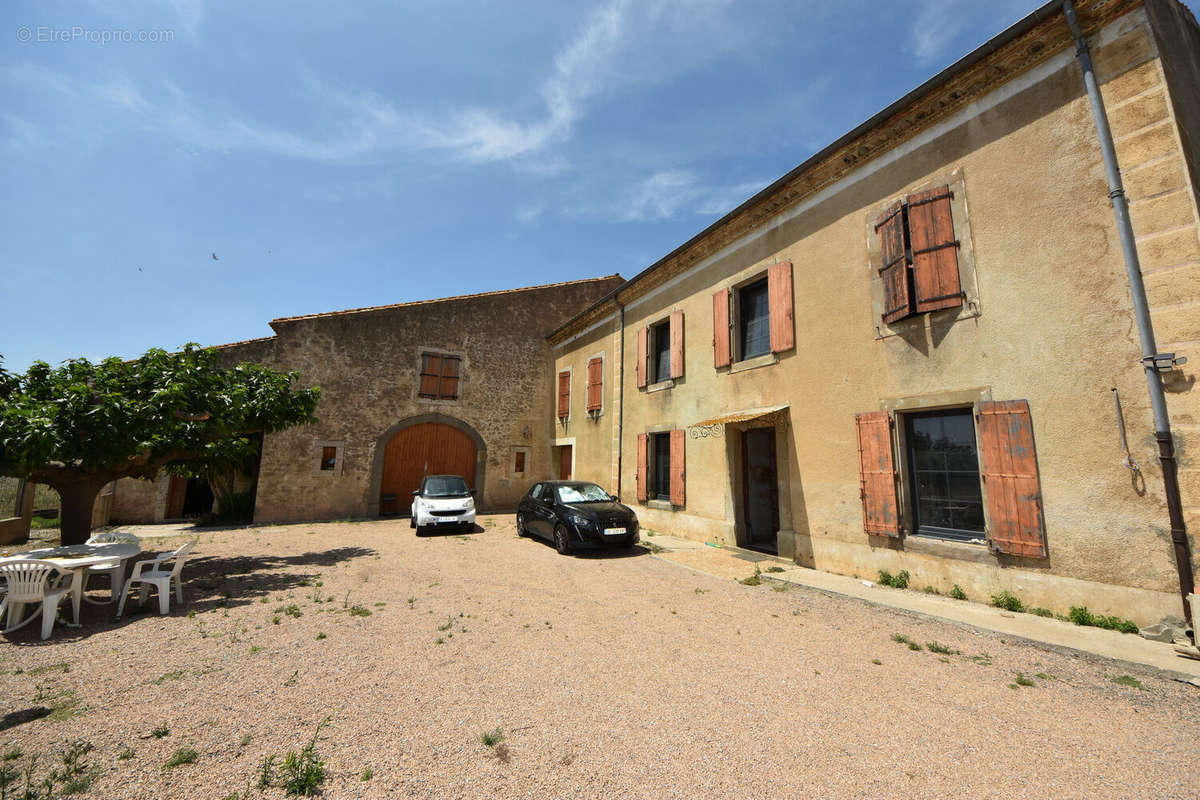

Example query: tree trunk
[57,480,104,546]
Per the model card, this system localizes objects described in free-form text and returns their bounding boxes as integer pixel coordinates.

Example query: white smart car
[410,474,476,534]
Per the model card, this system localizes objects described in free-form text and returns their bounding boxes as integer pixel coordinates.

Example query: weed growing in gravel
[152,671,185,685]
[990,591,1025,613]
[275,605,302,619]
[407,597,417,608]
[694,588,709,594]
[1013,673,1035,687]
[890,634,922,651]
[360,768,374,781]
[949,585,968,600]
[739,565,763,586]
[643,541,664,554]
[1034,672,1056,681]
[765,566,785,573]
[315,632,326,641]
[162,747,198,770]
[27,662,70,676]
[151,724,169,739]
[480,728,505,748]
[240,734,252,748]
[1113,674,1145,690]
[926,641,960,655]
[284,670,299,687]
[877,570,910,589]
[34,685,85,722]
[266,717,330,796]
[272,616,281,625]
[249,645,263,654]
[117,746,135,760]
[871,659,883,665]
[1029,607,1054,617]
[0,740,98,798]
[347,605,372,617]
[967,653,993,666]
[437,616,454,632]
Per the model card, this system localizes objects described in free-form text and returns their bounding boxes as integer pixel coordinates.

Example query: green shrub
[877,570,910,589]
[990,590,1024,613]
[1068,606,1139,634]
[1029,607,1054,617]
[949,585,968,600]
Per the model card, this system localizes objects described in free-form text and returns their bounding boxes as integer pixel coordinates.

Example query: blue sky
[3,0,1196,371]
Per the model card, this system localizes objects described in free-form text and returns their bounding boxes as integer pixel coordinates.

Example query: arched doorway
[378,421,478,516]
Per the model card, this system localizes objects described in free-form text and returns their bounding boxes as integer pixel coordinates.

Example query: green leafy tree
[0,345,319,544]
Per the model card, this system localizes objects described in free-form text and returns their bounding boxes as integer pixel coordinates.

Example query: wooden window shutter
[875,202,914,325]
[636,325,649,388]
[712,288,731,368]
[907,186,963,313]
[768,261,795,353]
[854,411,901,537]
[440,356,461,399]
[636,433,649,502]
[419,354,443,397]
[669,310,685,379]
[557,371,570,419]
[586,357,603,412]
[669,429,686,506]
[977,400,1046,558]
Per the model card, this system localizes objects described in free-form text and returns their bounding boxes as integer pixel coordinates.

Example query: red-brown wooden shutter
[440,355,461,399]
[636,433,648,502]
[557,371,570,419]
[636,325,649,388]
[586,357,603,412]
[669,429,686,506]
[419,354,442,397]
[768,260,795,353]
[977,400,1046,558]
[907,186,963,313]
[712,288,730,368]
[669,310,685,379]
[855,411,900,537]
[875,201,914,325]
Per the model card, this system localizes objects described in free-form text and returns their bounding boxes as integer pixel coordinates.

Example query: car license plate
[604,527,626,536]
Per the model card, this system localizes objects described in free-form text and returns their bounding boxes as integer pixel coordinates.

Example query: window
[637,311,684,388]
[418,353,461,400]
[651,321,671,383]
[319,446,338,471]
[904,410,984,542]
[854,400,1046,557]
[514,450,526,474]
[312,440,344,476]
[712,261,793,368]
[636,429,686,506]
[557,370,571,420]
[738,278,770,360]
[874,185,963,326]
[651,433,671,501]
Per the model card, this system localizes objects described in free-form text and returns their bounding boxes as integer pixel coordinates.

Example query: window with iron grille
[418,353,462,400]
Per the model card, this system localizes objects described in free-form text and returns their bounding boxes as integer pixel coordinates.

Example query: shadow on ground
[0,546,378,646]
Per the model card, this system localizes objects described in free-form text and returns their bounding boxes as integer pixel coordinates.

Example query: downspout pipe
[616,300,626,501]
[1063,0,1194,628]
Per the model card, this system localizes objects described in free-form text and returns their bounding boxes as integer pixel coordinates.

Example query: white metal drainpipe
[1063,0,1194,630]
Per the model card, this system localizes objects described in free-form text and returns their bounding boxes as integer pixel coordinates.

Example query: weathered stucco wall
[214,277,622,523]
[552,317,622,492]
[554,8,1199,623]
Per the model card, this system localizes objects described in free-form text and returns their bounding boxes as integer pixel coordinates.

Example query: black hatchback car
[516,481,639,554]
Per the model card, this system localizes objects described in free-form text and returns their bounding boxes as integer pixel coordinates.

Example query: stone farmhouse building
[102,0,1200,625]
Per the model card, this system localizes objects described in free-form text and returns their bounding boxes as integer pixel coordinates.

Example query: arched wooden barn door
[379,422,477,515]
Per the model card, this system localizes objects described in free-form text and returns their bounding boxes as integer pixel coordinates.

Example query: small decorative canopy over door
[907,186,963,314]
[636,433,649,502]
[854,411,901,537]
[712,288,731,368]
[767,261,794,353]
[977,400,1046,558]
[669,428,686,506]
[586,357,603,412]
[669,310,685,379]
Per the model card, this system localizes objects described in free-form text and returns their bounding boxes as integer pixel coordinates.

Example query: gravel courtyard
[2,516,1198,799]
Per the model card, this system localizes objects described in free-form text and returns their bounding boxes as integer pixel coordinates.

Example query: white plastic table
[0,541,141,622]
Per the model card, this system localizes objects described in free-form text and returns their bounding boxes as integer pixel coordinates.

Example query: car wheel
[553,524,573,555]
[409,515,415,529]
[516,513,528,537]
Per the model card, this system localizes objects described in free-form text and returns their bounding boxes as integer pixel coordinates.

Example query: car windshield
[423,476,470,498]
[556,483,611,503]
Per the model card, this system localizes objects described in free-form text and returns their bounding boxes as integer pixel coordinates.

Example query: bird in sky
[211,252,219,261]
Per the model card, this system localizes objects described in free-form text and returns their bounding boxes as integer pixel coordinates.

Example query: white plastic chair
[0,560,80,640]
[116,541,194,617]
[83,532,141,603]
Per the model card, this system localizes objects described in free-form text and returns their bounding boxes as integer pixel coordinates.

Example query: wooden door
[558,445,572,480]
[166,476,188,519]
[380,423,476,515]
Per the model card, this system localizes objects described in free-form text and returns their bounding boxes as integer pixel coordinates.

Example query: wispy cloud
[617,171,769,221]
[907,0,1033,66]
